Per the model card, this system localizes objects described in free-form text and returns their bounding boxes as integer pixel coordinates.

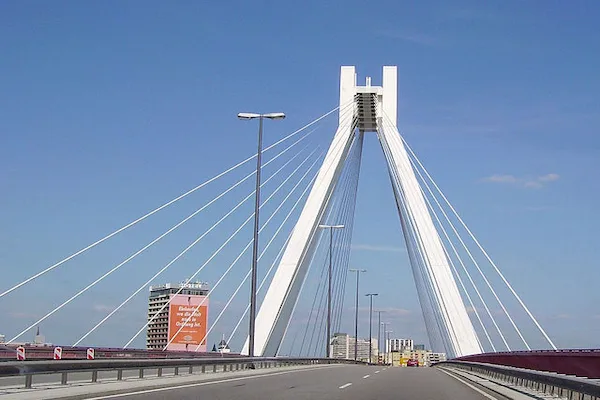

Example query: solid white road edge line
[84,365,343,400]
[339,383,352,389]
[438,368,499,400]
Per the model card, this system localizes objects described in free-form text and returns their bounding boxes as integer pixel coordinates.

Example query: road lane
[79,365,497,400]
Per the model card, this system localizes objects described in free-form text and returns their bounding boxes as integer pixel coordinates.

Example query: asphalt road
[77,365,496,400]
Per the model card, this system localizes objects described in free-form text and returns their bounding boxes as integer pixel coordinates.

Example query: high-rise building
[147,281,209,351]
[414,344,426,350]
[387,338,413,352]
[330,333,378,362]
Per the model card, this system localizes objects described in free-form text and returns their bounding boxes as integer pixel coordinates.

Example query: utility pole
[318,224,344,357]
[349,269,366,360]
[376,311,385,363]
[365,293,378,363]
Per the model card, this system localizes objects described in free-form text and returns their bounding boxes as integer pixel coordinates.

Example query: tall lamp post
[365,293,378,363]
[386,330,393,365]
[318,224,345,358]
[381,322,388,364]
[349,268,366,360]
[238,112,285,358]
[376,311,385,362]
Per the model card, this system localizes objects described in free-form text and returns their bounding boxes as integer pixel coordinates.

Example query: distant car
[406,359,419,367]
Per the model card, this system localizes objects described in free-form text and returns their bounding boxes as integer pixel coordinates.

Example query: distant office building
[330,333,377,362]
[387,338,413,352]
[0,334,5,344]
[427,352,447,364]
[414,344,426,351]
[147,281,210,351]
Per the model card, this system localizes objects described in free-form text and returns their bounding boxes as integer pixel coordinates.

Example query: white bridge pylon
[243,66,482,358]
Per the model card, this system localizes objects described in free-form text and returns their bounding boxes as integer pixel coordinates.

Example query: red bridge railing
[455,349,600,378]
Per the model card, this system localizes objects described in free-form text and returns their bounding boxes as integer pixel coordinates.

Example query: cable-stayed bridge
[0,66,595,399]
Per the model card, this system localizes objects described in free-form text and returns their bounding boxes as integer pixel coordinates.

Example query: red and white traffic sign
[53,347,62,360]
[16,346,26,361]
[86,348,94,360]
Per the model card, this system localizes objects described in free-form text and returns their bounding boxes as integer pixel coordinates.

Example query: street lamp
[349,268,366,360]
[375,311,386,362]
[365,293,378,363]
[318,224,345,358]
[381,321,388,364]
[386,330,393,365]
[238,111,285,358]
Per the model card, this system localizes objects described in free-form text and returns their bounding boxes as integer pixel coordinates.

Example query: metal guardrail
[437,360,600,399]
[0,357,366,389]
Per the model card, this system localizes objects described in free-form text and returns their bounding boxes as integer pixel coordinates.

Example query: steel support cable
[301,175,351,356]
[215,230,294,352]
[306,138,359,356]
[271,108,363,356]
[72,142,316,346]
[298,166,353,357]
[190,112,354,354]
[285,174,350,356]
[231,109,358,355]
[378,117,460,356]
[379,112,473,355]
[406,149,514,350]
[299,248,328,356]
[73,145,316,346]
[163,150,323,350]
[397,132,522,350]
[318,164,352,344]
[335,157,360,331]
[417,176,499,352]
[295,120,360,351]
[314,126,362,332]
[123,151,324,349]
[10,130,317,344]
[147,148,322,350]
[402,137,555,350]
[224,166,323,347]
[286,115,361,354]
[329,135,362,335]
[377,123,450,353]
[0,107,344,300]
[191,151,325,351]
[420,187,490,351]
[312,157,356,356]
[380,111,488,354]
[308,257,330,356]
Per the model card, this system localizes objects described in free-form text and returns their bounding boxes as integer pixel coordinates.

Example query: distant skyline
[1,1,599,352]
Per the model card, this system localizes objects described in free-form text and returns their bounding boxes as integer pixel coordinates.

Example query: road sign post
[86,348,95,360]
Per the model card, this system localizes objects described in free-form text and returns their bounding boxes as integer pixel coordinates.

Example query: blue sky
[1,1,599,352]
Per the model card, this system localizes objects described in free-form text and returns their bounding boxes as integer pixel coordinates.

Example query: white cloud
[481,173,560,189]
[375,30,437,46]
[482,174,519,184]
[538,173,560,182]
[351,244,405,253]
[92,304,113,312]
